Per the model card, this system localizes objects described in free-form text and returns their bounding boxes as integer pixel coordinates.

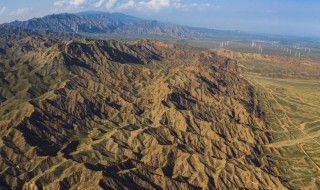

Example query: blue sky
[0,0,319,37]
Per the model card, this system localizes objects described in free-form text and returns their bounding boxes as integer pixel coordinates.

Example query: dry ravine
[0,29,288,189]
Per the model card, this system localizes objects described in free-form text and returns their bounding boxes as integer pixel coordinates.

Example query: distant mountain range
[1,11,319,47]
[0,11,317,190]
[0,11,244,39]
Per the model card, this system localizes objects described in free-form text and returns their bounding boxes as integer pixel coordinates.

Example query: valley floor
[245,69,320,189]
[212,46,320,189]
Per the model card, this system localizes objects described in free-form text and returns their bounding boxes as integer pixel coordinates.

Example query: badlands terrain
[0,12,320,190]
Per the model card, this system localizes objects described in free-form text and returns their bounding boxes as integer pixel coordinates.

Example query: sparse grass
[186,38,320,188]
[243,58,320,189]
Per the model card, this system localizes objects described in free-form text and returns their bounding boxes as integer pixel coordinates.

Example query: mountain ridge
[0,29,289,189]
[0,11,244,39]
[1,12,197,38]
[3,11,320,45]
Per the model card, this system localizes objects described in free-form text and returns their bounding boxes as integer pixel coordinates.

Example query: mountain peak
[0,12,237,39]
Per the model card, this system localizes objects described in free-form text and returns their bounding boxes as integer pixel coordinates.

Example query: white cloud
[113,0,172,12]
[0,6,7,15]
[70,0,87,6]
[0,7,35,23]
[16,8,33,15]
[94,0,105,8]
[7,7,33,16]
[137,0,170,11]
[54,0,89,7]
[52,0,212,12]
[54,1,63,6]
[105,0,118,10]
[113,0,211,12]
[116,0,135,10]
[172,0,211,10]
[53,0,67,6]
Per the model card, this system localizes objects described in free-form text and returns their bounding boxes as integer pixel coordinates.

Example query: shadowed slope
[0,30,288,189]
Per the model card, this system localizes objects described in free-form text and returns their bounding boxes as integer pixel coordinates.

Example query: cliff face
[0,30,287,189]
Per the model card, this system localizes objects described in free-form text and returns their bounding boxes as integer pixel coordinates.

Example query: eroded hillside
[0,30,288,189]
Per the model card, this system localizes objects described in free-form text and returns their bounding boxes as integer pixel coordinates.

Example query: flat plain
[212,46,320,189]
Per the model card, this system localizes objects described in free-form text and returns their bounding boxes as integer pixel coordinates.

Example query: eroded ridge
[0,30,288,189]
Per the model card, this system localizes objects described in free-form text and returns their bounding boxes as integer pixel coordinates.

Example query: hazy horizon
[0,0,319,38]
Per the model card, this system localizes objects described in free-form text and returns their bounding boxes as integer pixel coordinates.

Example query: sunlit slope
[0,30,288,189]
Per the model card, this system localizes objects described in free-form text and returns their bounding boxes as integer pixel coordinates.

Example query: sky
[0,0,319,37]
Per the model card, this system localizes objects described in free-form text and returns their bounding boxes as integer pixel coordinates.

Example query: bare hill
[0,29,288,189]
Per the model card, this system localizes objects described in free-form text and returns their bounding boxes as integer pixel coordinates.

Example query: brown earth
[0,30,288,189]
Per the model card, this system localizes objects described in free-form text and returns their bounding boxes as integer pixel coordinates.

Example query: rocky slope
[0,29,288,189]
